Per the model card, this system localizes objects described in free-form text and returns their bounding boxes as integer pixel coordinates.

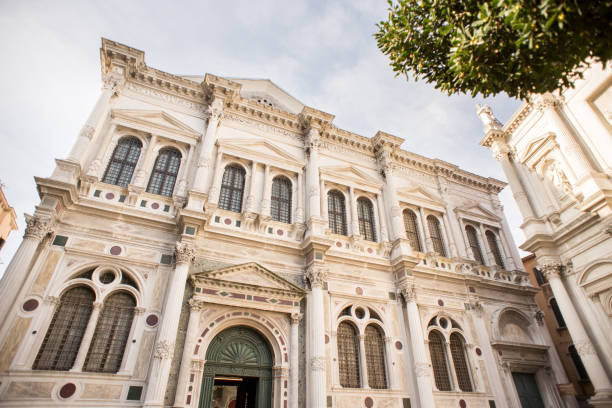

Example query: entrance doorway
[512,372,545,408]
[199,326,273,408]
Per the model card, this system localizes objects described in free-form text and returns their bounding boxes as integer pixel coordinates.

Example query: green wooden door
[512,372,545,408]
[199,326,273,408]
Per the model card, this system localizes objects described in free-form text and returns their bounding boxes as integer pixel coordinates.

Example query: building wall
[0,186,17,251]
[0,38,573,408]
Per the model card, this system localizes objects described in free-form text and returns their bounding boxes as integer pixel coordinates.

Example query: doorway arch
[199,326,273,408]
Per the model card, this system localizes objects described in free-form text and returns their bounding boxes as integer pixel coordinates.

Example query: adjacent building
[0,39,580,408]
[479,63,612,407]
[0,185,18,252]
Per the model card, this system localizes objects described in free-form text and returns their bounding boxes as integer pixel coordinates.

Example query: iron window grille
[549,298,567,329]
[146,148,182,197]
[357,198,376,242]
[428,330,452,391]
[271,176,292,223]
[219,165,246,213]
[403,209,422,252]
[33,286,94,371]
[427,215,447,257]
[102,137,142,187]
[364,325,387,389]
[450,333,473,392]
[485,230,505,268]
[465,226,485,264]
[337,321,360,388]
[84,291,136,373]
[328,190,348,236]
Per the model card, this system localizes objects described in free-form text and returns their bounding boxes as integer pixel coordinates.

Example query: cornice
[502,102,534,135]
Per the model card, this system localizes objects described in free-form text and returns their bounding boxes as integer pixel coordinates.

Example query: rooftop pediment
[455,203,501,223]
[519,133,558,165]
[111,109,201,141]
[228,78,305,115]
[320,166,382,190]
[218,139,303,169]
[397,186,444,208]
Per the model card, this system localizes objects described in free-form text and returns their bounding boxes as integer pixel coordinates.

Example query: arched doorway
[199,326,273,408]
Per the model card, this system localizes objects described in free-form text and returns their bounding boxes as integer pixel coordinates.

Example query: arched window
[337,321,360,388]
[429,330,452,391]
[485,230,505,268]
[84,291,136,373]
[403,209,422,251]
[465,225,484,264]
[450,333,473,391]
[357,198,376,242]
[34,286,94,370]
[146,148,182,197]
[549,298,566,329]
[271,176,292,223]
[328,190,347,236]
[568,345,590,381]
[365,325,387,389]
[102,137,142,187]
[219,165,246,213]
[427,215,447,257]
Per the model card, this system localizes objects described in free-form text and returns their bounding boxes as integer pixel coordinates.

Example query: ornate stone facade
[0,38,574,408]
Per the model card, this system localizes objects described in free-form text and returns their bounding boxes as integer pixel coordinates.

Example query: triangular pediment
[398,186,444,206]
[219,139,302,167]
[228,78,305,115]
[455,203,501,223]
[519,133,557,164]
[320,166,381,188]
[195,262,304,294]
[112,109,201,139]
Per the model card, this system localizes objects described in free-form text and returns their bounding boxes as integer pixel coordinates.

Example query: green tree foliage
[375,0,612,99]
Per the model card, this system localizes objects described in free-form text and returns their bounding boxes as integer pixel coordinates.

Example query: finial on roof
[476,104,503,131]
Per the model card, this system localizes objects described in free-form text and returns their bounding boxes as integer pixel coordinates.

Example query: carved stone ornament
[535,93,561,112]
[86,158,102,177]
[491,141,512,161]
[476,104,503,131]
[191,359,205,371]
[208,98,224,122]
[290,313,303,324]
[189,298,204,312]
[305,265,328,288]
[153,340,175,359]
[400,283,416,303]
[92,302,103,311]
[414,362,431,378]
[24,215,53,240]
[79,125,95,141]
[175,242,195,264]
[534,310,545,326]
[44,295,61,306]
[574,340,597,357]
[376,149,394,175]
[539,262,564,280]
[305,128,320,151]
[310,357,326,371]
[103,71,126,96]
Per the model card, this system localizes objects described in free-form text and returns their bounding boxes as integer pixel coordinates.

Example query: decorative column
[477,224,493,266]
[144,242,195,408]
[246,161,259,213]
[67,70,124,165]
[541,263,612,406]
[441,212,457,257]
[358,334,369,388]
[119,306,146,374]
[400,283,436,408]
[192,98,223,192]
[376,193,389,242]
[290,313,303,408]
[132,135,159,188]
[296,171,304,223]
[419,208,433,252]
[260,164,272,217]
[206,150,224,207]
[384,336,396,389]
[70,302,102,371]
[349,187,359,236]
[0,215,53,320]
[305,128,321,220]
[305,265,328,408]
[377,150,406,241]
[174,299,204,408]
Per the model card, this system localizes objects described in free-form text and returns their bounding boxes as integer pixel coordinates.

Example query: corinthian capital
[208,97,224,122]
[539,262,564,279]
[290,313,303,324]
[153,340,175,360]
[534,93,561,112]
[399,282,417,303]
[188,298,204,312]
[175,242,195,264]
[305,128,320,152]
[103,70,126,96]
[24,215,53,240]
[305,265,328,289]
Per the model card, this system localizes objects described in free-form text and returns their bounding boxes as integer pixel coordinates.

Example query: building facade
[0,39,578,408]
[523,254,596,406]
[478,64,612,408]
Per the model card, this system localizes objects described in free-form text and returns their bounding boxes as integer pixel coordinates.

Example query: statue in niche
[546,161,574,198]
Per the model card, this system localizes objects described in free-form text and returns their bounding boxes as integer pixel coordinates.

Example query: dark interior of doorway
[211,376,258,408]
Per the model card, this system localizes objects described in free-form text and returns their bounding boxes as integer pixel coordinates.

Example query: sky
[0,1,525,275]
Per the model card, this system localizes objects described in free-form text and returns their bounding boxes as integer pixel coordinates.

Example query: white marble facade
[478,64,612,408]
[0,39,577,407]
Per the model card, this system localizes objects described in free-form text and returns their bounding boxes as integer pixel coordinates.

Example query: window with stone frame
[271,176,292,223]
[33,286,94,371]
[357,197,376,242]
[364,324,387,389]
[102,137,142,187]
[146,148,182,197]
[429,330,452,391]
[485,230,505,268]
[337,321,361,388]
[328,190,348,236]
[465,225,485,264]
[549,298,566,329]
[427,215,447,257]
[403,209,422,251]
[219,164,246,213]
[450,333,473,391]
[84,291,136,373]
